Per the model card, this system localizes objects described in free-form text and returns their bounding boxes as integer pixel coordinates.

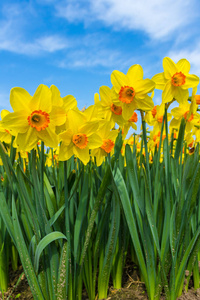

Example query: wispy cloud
[0,3,70,55]
[55,0,199,40]
[168,42,200,76]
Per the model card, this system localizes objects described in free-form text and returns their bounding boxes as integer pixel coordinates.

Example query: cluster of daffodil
[0,57,200,167]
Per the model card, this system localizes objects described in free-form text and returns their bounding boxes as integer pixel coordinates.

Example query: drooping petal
[92,148,105,167]
[15,127,38,151]
[174,87,189,103]
[10,87,32,112]
[111,70,129,93]
[171,107,184,119]
[37,126,59,148]
[59,142,74,161]
[163,57,178,79]
[73,146,90,165]
[122,102,136,120]
[169,118,181,129]
[162,81,174,103]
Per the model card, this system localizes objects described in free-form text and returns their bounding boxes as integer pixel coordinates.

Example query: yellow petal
[151,73,166,90]
[162,81,174,103]
[2,111,29,134]
[183,74,199,89]
[87,133,102,149]
[59,143,74,161]
[73,146,90,165]
[127,64,143,82]
[15,127,38,151]
[169,118,180,129]
[136,95,154,111]
[163,57,178,79]
[1,110,11,119]
[99,86,112,106]
[37,126,58,148]
[176,59,190,74]
[79,121,99,136]
[50,106,66,126]
[10,87,32,112]
[50,85,63,107]
[67,110,86,133]
[122,103,136,120]
[30,84,52,113]
[174,88,189,103]
[135,79,155,98]
[111,70,129,93]
[59,129,73,145]
[62,95,77,111]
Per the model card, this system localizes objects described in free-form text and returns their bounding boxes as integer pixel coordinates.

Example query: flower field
[0,57,200,299]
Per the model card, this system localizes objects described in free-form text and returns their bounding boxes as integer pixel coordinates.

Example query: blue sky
[0,0,200,114]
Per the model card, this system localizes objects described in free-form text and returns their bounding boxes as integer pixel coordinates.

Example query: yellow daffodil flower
[95,86,125,127]
[0,110,12,144]
[2,84,66,151]
[152,57,199,104]
[91,121,118,166]
[111,64,155,120]
[59,110,102,165]
[145,103,172,133]
[170,100,198,133]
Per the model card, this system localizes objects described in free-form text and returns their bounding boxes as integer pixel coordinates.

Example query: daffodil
[59,110,102,165]
[94,86,124,127]
[111,64,155,120]
[2,85,66,151]
[91,121,118,166]
[145,103,172,133]
[170,101,198,133]
[0,110,12,144]
[152,57,199,104]
[122,111,138,137]
[50,85,77,134]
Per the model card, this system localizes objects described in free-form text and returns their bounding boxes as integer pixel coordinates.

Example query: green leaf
[34,232,67,274]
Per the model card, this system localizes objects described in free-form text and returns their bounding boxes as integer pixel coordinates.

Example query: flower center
[101,139,115,153]
[151,106,157,118]
[111,103,122,115]
[171,72,186,87]
[27,110,50,131]
[129,112,138,122]
[157,116,163,123]
[119,86,135,104]
[72,133,88,149]
[194,95,200,105]
[183,111,194,122]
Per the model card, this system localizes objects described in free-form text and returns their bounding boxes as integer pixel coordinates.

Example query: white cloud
[0,3,70,55]
[168,43,200,76]
[55,0,198,39]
